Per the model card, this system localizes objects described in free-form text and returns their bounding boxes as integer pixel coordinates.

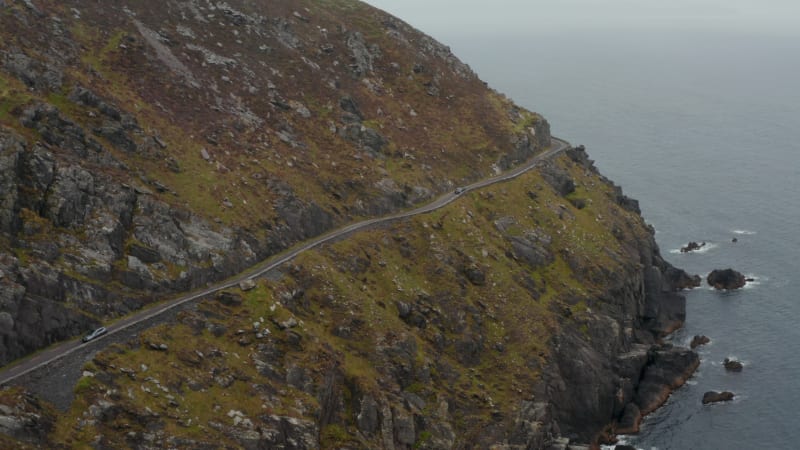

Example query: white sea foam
[669,242,718,255]
[742,274,764,290]
[601,437,647,450]
[726,355,750,366]
[732,229,757,235]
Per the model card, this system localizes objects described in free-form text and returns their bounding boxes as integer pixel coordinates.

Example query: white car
[82,327,107,343]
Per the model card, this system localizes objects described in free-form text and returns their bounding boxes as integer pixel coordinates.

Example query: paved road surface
[0,137,570,387]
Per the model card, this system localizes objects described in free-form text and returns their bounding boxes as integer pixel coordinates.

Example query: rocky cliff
[0,0,697,448]
[0,0,549,366]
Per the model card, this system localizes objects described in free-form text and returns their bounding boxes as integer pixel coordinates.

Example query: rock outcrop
[504,146,700,445]
[680,241,705,253]
[0,126,279,365]
[707,269,747,290]
[723,358,743,372]
[0,388,55,446]
[703,391,735,404]
[690,335,711,349]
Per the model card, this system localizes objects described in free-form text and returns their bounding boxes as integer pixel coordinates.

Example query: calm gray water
[446,30,800,448]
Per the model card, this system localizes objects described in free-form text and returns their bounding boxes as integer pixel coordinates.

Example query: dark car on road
[454,187,465,195]
[82,327,107,343]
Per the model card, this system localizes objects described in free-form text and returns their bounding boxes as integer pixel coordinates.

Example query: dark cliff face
[0,1,696,448]
[509,148,699,445]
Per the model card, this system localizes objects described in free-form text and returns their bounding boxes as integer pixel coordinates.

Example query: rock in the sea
[664,266,701,290]
[680,241,706,253]
[702,391,735,404]
[634,346,700,415]
[615,403,642,435]
[707,269,746,290]
[723,358,743,372]
[690,335,710,349]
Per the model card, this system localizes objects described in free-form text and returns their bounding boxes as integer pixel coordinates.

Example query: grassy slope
[1,0,544,231]
[48,154,654,447]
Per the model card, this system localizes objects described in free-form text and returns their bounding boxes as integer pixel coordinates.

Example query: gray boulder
[723,358,743,372]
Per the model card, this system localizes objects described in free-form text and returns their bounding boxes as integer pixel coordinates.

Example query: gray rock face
[2,50,62,91]
[68,86,129,124]
[93,120,139,152]
[129,243,161,264]
[526,230,700,444]
[357,395,380,435]
[20,104,99,157]
[272,17,302,49]
[0,123,277,365]
[540,163,576,197]
[0,134,23,232]
[510,235,554,269]
[635,347,700,415]
[0,391,54,445]
[339,95,363,119]
[272,196,334,245]
[251,415,318,449]
[339,123,387,155]
[0,253,97,366]
[45,165,95,228]
[498,116,552,170]
[346,32,378,78]
[392,407,415,445]
[506,401,559,448]
[495,217,554,270]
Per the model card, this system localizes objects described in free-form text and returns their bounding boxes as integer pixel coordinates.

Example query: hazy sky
[365,0,800,37]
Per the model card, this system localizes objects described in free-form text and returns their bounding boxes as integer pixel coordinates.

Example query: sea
[444,29,800,448]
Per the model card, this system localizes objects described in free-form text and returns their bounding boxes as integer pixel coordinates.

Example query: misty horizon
[365,0,800,39]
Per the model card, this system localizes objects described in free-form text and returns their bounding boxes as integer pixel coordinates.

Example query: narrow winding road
[0,137,570,387]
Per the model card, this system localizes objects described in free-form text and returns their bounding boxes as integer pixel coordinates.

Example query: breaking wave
[669,242,718,255]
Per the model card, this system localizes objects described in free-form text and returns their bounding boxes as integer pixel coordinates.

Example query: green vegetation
[73,376,95,394]
[38,142,655,447]
[320,424,352,447]
[415,431,433,448]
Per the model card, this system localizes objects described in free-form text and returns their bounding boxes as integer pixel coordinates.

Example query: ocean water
[445,30,800,448]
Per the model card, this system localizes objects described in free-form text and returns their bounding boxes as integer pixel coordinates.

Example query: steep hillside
[4,149,699,448]
[0,0,701,448]
[0,0,548,365]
